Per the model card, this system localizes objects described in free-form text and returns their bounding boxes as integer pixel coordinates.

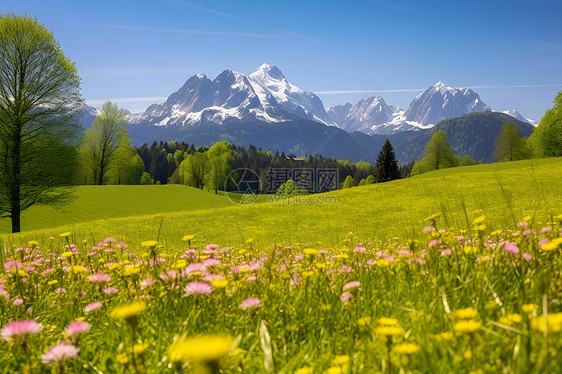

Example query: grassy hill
[3,157,561,250]
[0,185,243,234]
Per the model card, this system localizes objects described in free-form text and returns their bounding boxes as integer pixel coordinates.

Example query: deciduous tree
[0,14,82,232]
[493,122,528,162]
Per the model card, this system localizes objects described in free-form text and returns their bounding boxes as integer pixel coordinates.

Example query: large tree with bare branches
[0,13,82,232]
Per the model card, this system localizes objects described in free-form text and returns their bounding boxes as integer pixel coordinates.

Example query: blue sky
[2,0,561,120]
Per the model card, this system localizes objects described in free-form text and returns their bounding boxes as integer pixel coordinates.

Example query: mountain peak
[250,63,285,81]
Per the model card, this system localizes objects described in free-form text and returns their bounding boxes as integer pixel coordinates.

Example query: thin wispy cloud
[103,24,284,39]
[162,0,240,20]
[315,83,562,95]
[277,30,330,47]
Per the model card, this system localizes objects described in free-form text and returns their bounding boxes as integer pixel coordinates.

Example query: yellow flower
[377,259,390,267]
[378,317,398,326]
[238,249,247,255]
[455,307,478,320]
[472,216,486,225]
[303,248,319,255]
[48,280,58,285]
[337,253,349,259]
[325,366,347,374]
[246,238,254,244]
[61,251,73,258]
[295,367,314,374]
[301,271,314,278]
[393,343,421,355]
[463,246,477,254]
[499,313,522,325]
[438,331,454,341]
[475,224,486,232]
[182,235,195,241]
[238,265,250,272]
[522,304,537,314]
[454,320,481,333]
[71,266,84,274]
[141,240,158,249]
[129,343,149,355]
[117,353,128,364]
[28,240,39,247]
[357,317,371,326]
[210,279,228,288]
[75,317,86,322]
[173,260,187,269]
[531,312,562,333]
[123,266,140,276]
[17,269,28,277]
[541,242,559,251]
[110,301,147,320]
[331,355,350,366]
[375,326,404,336]
[167,335,234,363]
[59,232,71,238]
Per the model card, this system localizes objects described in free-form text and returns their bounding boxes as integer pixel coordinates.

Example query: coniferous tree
[374,139,401,182]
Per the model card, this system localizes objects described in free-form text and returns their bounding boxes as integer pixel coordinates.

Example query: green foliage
[81,101,130,185]
[179,152,209,189]
[419,130,457,172]
[493,122,529,162]
[207,141,234,194]
[374,139,401,182]
[365,175,376,184]
[139,172,154,185]
[0,13,82,232]
[529,90,562,157]
[341,175,355,188]
[275,179,308,196]
[457,154,478,166]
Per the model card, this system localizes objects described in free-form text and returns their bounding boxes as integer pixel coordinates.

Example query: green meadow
[4,157,561,250]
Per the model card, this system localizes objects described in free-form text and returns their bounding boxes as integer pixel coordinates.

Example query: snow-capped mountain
[129,64,329,128]
[249,64,328,123]
[326,82,496,134]
[403,82,491,125]
[326,96,403,133]
[500,110,537,126]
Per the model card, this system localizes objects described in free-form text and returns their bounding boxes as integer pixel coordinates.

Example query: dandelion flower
[1,320,43,340]
[393,343,421,355]
[331,355,350,366]
[454,307,478,320]
[167,335,233,363]
[42,343,79,364]
[110,301,146,320]
[378,317,398,326]
[453,319,481,333]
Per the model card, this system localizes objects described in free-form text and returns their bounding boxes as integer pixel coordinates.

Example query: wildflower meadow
[1,213,562,373]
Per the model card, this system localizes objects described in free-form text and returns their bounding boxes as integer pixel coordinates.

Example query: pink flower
[1,320,43,340]
[64,321,91,336]
[42,343,79,364]
[340,292,354,302]
[203,258,221,267]
[88,273,110,283]
[205,244,219,251]
[97,242,107,247]
[541,226,552,233]
[428,239,441,248]
[4,260,23,272]
[240,297,261,310]
[117,242,127,248]
[522,253,533,261]
[343,281,360,290]
[84,302,102,313]
[353,246,367,253]
[539,239,549,246]
[398,249,412,257]
[423,226,436,233]
[185,282,213,295]
[13,298,23,306]
[102,287,119,295]
[440,249,452,256]
[366,259,376,265]
[504,242,519,255]
[55,288,66,294]
[339,265,353,273]
[140,278,154,290]
[104,237,117,243]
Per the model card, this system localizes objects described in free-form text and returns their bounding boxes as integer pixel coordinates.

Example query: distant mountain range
[79,64,537,163]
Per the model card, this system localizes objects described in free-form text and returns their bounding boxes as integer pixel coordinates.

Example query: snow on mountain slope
[129,64,329,127]
[500,110,537,126]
